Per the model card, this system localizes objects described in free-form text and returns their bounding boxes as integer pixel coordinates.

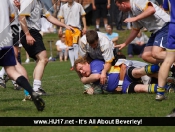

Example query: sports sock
[16,76,33,95]
[33,79,41,91]
[145,64,159,74]
[0,67,6,78]
[96,25,99,29]
[24,90,30,96]
[157,86,165,95]
[104,24,108,28]
[68,49,75,67]
[148,84,158,93]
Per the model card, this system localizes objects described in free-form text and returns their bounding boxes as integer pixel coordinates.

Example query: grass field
[0,29,175,132]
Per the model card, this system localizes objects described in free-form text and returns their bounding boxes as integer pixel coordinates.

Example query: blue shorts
[0,46,16,66]
[166,23,175,50]
[146,23,169,48]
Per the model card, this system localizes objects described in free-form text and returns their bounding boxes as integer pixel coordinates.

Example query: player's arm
[101,62,111,84]
[81,15,87,35]
[19,15,36,45]
[124,2,155,23]
[115,29,140,50]
[81,74,101,84]
[46,15,74,32]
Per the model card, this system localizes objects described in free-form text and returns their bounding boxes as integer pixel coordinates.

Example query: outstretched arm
[124,3,155,23]
[115,29,140,50]
[46,15,74,32]
[81,74,101,84]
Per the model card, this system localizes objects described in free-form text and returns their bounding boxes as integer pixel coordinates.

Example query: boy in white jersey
[58,0,87,70]
[114,0,170,64]
[17,0,74,96]
[79,30,115,85]
[0,0,45,111]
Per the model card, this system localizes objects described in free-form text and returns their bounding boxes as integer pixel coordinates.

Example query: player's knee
[40,58,49,64]
[152,51,159,59]
[141,52,149,60]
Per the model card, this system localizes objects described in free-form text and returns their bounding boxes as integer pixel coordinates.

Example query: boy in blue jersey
[156,0,175,101]
[74,57,173,95]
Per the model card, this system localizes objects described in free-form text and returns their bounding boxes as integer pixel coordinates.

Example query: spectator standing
[91,0,111,31]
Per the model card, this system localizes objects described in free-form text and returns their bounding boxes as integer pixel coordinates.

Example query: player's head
[86,30,99,49]
[74,56,92,77]
[59,33,66,42]
[106,24,113,34]
[114,0,131,12]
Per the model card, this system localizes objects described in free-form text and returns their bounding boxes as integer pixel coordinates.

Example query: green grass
[0,30,174,132]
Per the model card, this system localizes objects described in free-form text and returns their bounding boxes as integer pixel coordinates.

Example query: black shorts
[94,4,108,19]
[20,29,46,60]
[11,25,20,47]
[0,46,16,66]
[126,67,141,82]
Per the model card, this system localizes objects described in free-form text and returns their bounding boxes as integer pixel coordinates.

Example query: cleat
[4,75,10,83]
[167,76,175,84]
[167,84,175,93]
[155,94,166,101]
[22,95,32,101]
[166,108,175,117]
[14,83,22,90]
[35,88,47,96]
[0,77,6,88]
[32,92,45,111]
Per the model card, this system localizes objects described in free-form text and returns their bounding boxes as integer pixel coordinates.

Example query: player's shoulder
[91,60,104,65]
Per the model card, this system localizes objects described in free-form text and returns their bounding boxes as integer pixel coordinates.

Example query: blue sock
[157,86,165,95]
[145,64,159,74]
[148,84,158,93]
[24,90,29,96]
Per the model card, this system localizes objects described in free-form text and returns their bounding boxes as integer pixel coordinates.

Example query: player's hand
[65,25,75,33]
[82,27,86,35]
[124,17,137,23]
[100,72,107,85]
[86,87,94,95]
[115,43,127,50]
[58,28,62,36]
[26,34,35,45]
[14,0,20,10]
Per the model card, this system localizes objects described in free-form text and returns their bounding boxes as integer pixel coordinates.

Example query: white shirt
[19,0,51,30]
[130,0,170,33]
[0,0,14,47]
[58,1,86,29]
[10,0,19,26]
[56,40,68,49]
[79,32,114,63]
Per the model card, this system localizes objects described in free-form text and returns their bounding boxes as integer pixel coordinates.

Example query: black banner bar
[0,117,175,126]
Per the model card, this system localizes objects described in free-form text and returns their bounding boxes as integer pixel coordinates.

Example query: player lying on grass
[74,56,174,95]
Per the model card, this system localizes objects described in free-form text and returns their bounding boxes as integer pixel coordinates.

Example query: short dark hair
[86,30,99,45]
[107,24,113,30]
